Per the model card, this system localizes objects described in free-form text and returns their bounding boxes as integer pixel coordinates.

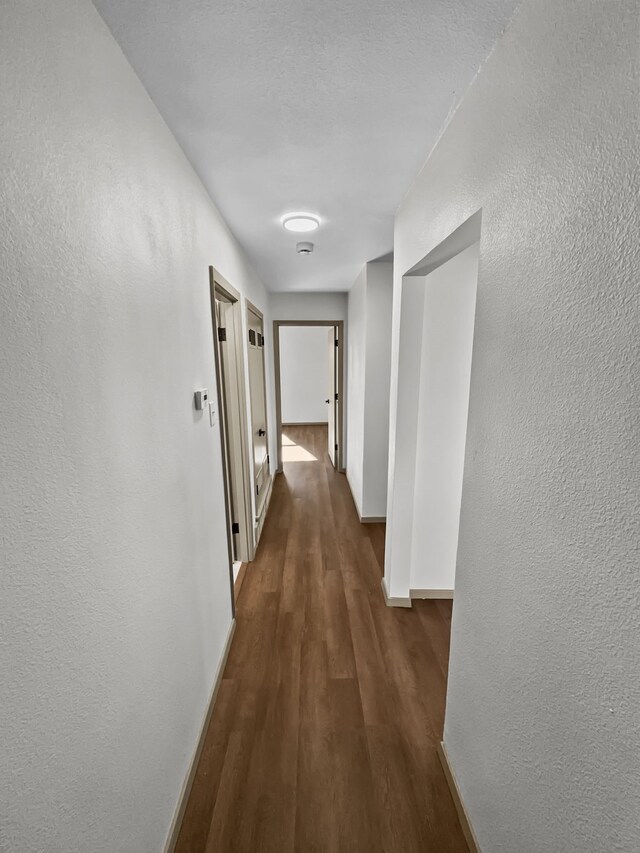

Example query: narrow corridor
[176,425,467,852]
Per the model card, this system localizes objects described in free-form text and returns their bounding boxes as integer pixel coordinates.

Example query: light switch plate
[194,388,208,410]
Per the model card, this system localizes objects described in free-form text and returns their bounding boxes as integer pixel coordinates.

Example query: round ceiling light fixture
[281,213,320,233]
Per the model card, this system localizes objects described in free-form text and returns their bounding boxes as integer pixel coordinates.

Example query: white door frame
[272,320,345,473]
[209,268,255,587]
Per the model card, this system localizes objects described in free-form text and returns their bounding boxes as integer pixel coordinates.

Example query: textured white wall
[361,263,393,517]
[279,326,329,423]
[347,262,393,518]
[0,1,271,851]
[409,244,479,591]
[346,268,367,511]
[385,276,426,596]
[387,0,640,850]
[269,291,347,322]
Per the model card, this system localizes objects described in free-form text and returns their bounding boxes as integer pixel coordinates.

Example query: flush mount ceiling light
[281,213,320,233]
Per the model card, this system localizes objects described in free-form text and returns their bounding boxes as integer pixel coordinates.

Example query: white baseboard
[381,576,412,608]
[410,588,454,600]
[162,618,236,853]
[254,472,274,549]
[264,471,274,513]
[437,742,481,852]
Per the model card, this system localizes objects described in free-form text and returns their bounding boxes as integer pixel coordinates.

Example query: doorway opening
[409,241,479,597]
[384,210,481,605]
[209,268,254,607]
[273,321,344,473]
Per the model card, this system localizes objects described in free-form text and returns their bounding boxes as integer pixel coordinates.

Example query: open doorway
[209,268,254,606]
[384,211,481,605]
[408,241,479,597]
[273,320,344,472]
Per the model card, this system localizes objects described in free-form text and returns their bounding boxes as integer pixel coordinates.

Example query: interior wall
[347,262,394,518]
[409,244,479,592]
[361,262,393,517]
[346,269,367,511]
[384,276,427,596]
[0,1,272,850]
[386,1,640,850]
[269,292,347,322]
[279,326,329,424]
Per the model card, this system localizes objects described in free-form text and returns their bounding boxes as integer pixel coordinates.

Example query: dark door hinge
[335,392,338,401]
[335,443,338,451]
[335,339,339,347]
[218,327,227,342]
[267,453,270,464]
[231,522,240,535]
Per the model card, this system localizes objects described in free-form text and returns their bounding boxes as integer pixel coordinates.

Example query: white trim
[381,576,412,608]
[410,588,454,600]
[162,618,236,853]
[254,472,274,548]
[437,742,481,853]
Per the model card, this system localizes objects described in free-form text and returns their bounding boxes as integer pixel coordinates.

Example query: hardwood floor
[175,425,467,853]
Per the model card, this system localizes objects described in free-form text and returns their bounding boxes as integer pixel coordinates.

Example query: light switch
[208,401,216,427]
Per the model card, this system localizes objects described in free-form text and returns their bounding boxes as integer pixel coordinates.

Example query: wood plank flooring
[175,425,467,853]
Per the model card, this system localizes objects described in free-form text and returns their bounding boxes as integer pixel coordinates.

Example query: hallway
[175,425,467,852]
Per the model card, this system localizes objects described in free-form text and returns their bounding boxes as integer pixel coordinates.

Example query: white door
[247,310,269,522]
[216,293,257,566]
[215,298,238,561]
[327,326,338,466]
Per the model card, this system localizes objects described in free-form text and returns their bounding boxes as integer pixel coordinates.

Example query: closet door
[327,326,338,467]
[247,305,269,527]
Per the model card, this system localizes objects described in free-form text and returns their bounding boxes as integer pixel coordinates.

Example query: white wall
[0,1,272,851]
[346,269,367,510]
[362,263,393,517]
[269,291,347,322]
[409,244,479,592]
[279,326,329,424]
[386,1,640,850]
[347,262,393,518]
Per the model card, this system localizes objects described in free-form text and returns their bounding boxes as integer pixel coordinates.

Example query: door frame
[209,268,255,585]
[273,320,345,473]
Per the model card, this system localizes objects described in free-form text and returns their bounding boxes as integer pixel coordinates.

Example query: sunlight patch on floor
[281,433,318,462]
